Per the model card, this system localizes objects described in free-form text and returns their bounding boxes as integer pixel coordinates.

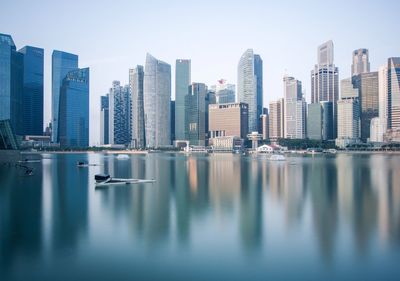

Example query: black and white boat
[77,161,101,167]
[95,174,156,187]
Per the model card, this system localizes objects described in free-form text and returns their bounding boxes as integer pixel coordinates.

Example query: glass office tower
[144,53,171,148]
[58,68,89,148]
[100,95,109,145]
[175,59,191,140]
[18,46,44,136]
[52,50,78,142]
[0,33,23,135]
[238,49,263,133]
[130,65,145,148]
[185,83,206,146]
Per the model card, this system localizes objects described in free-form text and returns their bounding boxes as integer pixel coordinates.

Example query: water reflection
[1,153,400,280]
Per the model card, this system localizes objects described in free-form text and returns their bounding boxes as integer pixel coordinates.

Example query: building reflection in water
[0,161,43,274]
[3,152,400,279]
[51,154,89,253]
[239,156,263,252]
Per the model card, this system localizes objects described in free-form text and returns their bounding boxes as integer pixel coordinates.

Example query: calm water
[0,152,400,281]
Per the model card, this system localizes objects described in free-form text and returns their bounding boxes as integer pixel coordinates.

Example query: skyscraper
[144,53,171,148]
[52,50,78,142]
[175,59,191,140]
[283,76,306,139]
[208,103,248,139]
[337,99,360,140]
[58,68,89,148]
[336,78,360,142]
[311,40,339,139]
[130,65,145,148]
[108,81,131,145]
[321,101,334,140]
[214,79,235,104]
[100,95,109,145]
[18,46,44,136]
[378,65,388,129]
[185,83,206,146]
[351,48,370,76]
[269,99,284,140]
[237,49,263,132]
[307,103,322,140]
[352,72,379,141]
[388,57,400,129]
[0,33,23,135]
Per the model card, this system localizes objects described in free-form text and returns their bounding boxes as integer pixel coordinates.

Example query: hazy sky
[1,0,399,145]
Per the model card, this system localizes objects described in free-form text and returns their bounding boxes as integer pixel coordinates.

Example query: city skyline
[1,1,400,145]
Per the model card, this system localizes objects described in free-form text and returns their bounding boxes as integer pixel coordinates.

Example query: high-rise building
[237,49,263,132]
[52,50,78,142]
[269,99,284,140]
[209,103,248,139]
[108,81,131,145]
[205,89,216,140]
[18,46,44,136]
[58,68,89,148]
[144,53,171,148]
[311,40,339,139]
[378,65,388,129]
[337,98,360,139]
[318,40,334,65]
[214,79,235,104]
[260,112,269,140]
[321,101,334,140]
[170,100,175,143]
[370,117,384,142]
[185,83,206,146]
[340,77,359,99]
[388,57,400,129]
[175,59,191,140]
[130,65,145,148]
[100,95,109,145]
[352,72,379,141]
[307,103,322,140]
[336,78,360,143]
[0,33,23,135]
[351,48,370,76]
[283,76,306,139]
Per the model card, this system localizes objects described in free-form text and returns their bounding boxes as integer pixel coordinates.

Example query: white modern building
[130,65,145,148]
[283,76,306,139]
[144,53,171,148]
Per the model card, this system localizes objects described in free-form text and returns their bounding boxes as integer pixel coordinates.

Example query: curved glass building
[144,53,171,148]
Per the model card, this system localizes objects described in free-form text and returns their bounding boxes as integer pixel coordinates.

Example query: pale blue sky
[1,0,399,145]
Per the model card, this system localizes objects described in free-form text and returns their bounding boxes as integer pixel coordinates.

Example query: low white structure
[257,144,274,153]
[335,137,360,149]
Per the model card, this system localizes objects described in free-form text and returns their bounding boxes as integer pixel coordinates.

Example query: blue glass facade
[254,54,263,122]
[52,50,78,142]
[100,95,109,145]
[59,68,89,148]
[18,46,44,136]
[175,59,191,140]
[185,83,206,146]
[0,33,23,135]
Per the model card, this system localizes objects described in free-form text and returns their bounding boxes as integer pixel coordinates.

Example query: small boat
[269,154,286,161]
[116,154,129,160]
[77,161,101,167]
[94,174,156,187]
